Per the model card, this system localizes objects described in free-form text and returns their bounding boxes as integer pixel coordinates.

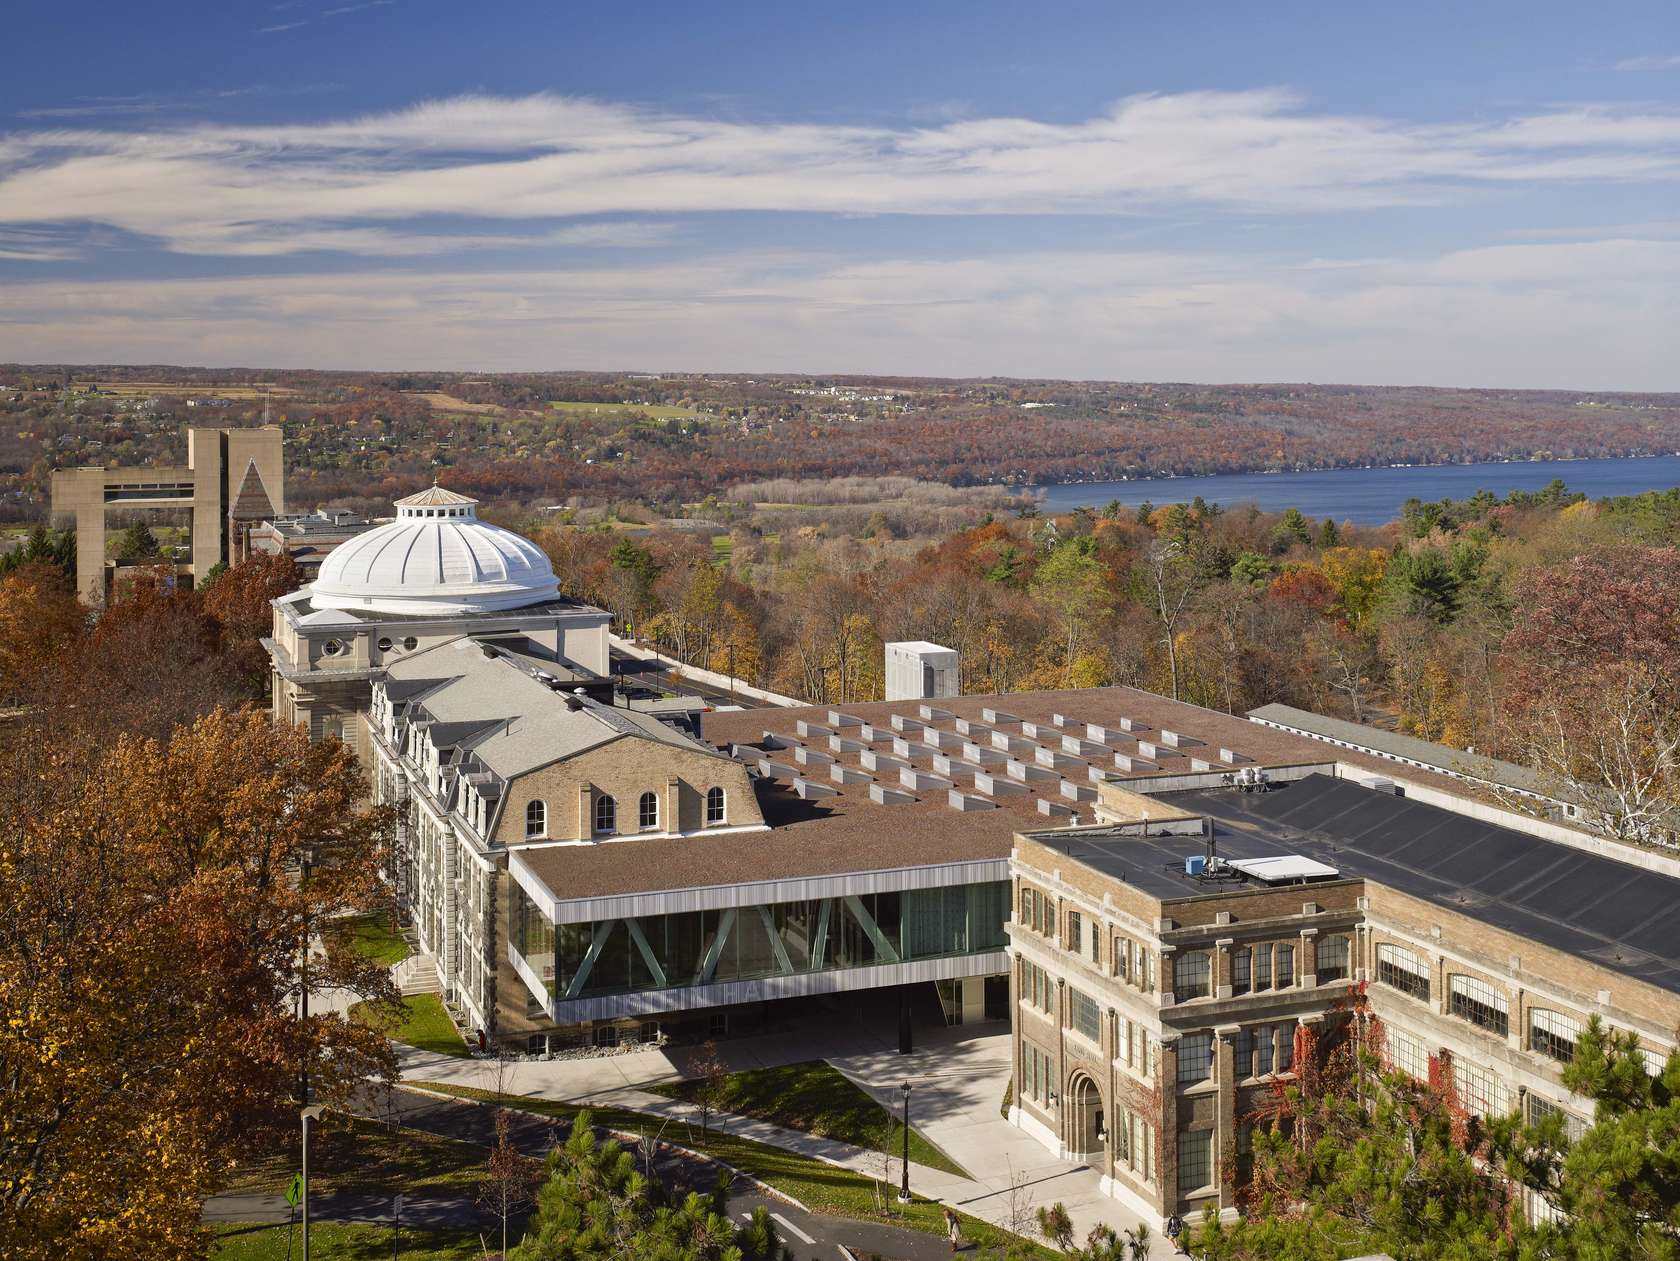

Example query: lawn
[406,1081,1038,1255]
[650,1061,967,1177]
[352,994,471,1058]
[218,1112,485,1201]
[213,1221,481,1260]
[327,912,411,967]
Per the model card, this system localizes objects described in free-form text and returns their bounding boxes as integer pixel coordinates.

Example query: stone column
[1159,944,1177,1006]
[1300,926,1318,988]
[1159,1035,1180,1212]
[1213,1023,1241,1209]
[1215,937,1234,1000]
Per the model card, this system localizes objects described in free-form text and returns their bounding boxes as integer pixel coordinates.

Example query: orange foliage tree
[0,708,397,1260]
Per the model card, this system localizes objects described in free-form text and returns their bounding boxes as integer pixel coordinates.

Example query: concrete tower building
[50,424,285,604]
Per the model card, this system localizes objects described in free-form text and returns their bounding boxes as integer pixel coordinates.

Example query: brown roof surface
[517,685,1421,903]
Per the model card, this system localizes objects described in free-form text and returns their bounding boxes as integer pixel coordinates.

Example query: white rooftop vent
[1226,855,1341,885]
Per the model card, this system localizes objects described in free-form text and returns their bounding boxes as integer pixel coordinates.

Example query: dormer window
[705,786,726,826]
[525,799,546,838]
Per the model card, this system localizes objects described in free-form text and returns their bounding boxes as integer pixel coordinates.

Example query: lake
[1030,456,1680,526]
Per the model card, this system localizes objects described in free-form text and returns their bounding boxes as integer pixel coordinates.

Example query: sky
[2,1,1678,387]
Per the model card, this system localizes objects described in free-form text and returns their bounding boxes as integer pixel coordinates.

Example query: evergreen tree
[113,522,160,563]
[512,1110,790,1261]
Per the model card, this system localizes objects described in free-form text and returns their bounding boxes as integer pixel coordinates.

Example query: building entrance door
[1067,1072,1106,1160]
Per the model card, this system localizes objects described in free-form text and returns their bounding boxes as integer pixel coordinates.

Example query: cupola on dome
[308,485,560,616]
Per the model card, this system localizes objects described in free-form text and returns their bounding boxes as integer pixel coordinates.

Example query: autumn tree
[0,561,84,705]
[1500,549,1680,842]
[0,708,397,1260]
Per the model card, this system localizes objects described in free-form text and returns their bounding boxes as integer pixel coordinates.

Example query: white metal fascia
[519,856,1010,925]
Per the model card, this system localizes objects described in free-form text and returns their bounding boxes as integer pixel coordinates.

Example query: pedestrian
[1165,1214,1187,1255]
[944,1206,961,1251]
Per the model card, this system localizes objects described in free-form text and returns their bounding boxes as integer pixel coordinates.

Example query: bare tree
[1504,664,1680,846]
[1139,540,1199,702]
[689,1039,731,1138]
[477,1108,539,1260]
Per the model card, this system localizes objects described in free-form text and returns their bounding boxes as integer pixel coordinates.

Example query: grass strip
[650,1060,968,1177]
[212,1221,481,1260]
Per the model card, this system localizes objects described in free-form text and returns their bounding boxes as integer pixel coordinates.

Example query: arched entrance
[1066,1071,1106,1160]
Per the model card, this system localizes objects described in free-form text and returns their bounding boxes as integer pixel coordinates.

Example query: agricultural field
[83,381,299,399]
[547,400,712,421]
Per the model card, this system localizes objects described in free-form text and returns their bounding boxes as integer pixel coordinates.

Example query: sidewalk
[397,1019,1171,1257]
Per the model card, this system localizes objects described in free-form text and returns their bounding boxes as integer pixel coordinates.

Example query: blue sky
[2,1,1678,386]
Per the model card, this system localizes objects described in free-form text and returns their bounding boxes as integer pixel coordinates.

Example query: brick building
[1007,773,1680,1229]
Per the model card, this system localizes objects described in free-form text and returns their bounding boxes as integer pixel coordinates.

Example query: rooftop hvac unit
[884,641,959,701]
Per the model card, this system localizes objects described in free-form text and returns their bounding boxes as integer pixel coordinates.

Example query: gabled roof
[231,459,277,520]
[382,636,718,780]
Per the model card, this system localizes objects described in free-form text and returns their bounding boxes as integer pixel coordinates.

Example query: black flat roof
[1024,820,1334,902]
[1190,774,1680,998]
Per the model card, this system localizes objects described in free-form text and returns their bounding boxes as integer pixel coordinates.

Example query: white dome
[309,486,561,616]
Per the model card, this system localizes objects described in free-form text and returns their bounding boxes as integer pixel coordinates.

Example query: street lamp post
[898,1081,912,1203]
[301,1104,325,1261]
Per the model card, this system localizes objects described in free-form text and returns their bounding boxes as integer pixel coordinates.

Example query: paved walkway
[397,1018,1171,1257]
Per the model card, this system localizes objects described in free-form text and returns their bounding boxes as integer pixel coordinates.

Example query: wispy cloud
[1,89,1679,259]
[258,20,307,33]
[1614,54,1680,72]
[1,237,1675,388]
[322,0,393,15]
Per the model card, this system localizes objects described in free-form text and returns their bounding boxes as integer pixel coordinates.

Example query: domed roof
[309,486,560,616]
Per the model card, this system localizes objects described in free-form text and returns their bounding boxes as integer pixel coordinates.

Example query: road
[208,1086,965,1261]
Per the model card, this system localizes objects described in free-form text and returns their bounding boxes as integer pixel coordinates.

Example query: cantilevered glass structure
[509,852,1009,1023]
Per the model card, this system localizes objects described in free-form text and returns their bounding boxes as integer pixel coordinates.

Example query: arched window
[594,794,617,834]
[705,786,726,826]
[525,799,546,838]
[639,791,659,830]
[1376,942,1429,1001]
[1530,1009,1581,1063]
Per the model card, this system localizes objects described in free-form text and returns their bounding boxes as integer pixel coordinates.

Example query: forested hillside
[3,366,1678,522]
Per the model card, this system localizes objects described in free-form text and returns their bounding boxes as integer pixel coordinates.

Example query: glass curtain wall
[518,881,1008,1001]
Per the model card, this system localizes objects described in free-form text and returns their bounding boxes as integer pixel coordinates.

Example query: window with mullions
[525,799,546,838]
[1530,1009,1581,1063]
[1454,1059,1510,1118]
[1388,1030,1424,1081]
[594,794,617,834]
[705,785,726,825]
[1174,951,1211,1000]
[1177,1033,1213,1085]
[1275,943,1294,987]
[1232,946,1251,995]
[1317,934,1350,982]
[638,791,659,830]
[1254,943,1271,989]
[1449,974,1509,1038]
[1178,1129,1213,1194]
[1068,910,1083,954]
[1069,987,1101,1043]
[1376,942,1430,1002]
[1528,1094,1588,1143]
